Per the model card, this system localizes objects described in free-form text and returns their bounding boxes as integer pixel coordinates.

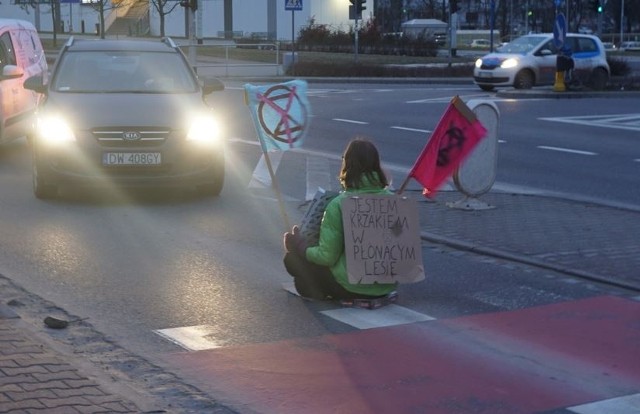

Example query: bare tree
[16,0,63,46]
[86,0,127,39]
[149,0,182,37]
[412,0,442,19]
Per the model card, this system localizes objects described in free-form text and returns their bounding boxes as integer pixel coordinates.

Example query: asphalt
[3,184,640,412]
[3,44,640,412]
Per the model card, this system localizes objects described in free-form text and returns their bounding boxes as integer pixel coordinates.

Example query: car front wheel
[479,85,495,91]
[514,70,534,89]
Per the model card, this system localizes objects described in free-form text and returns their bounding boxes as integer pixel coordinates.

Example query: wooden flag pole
[261,148,292,231]
[397,175,412,195]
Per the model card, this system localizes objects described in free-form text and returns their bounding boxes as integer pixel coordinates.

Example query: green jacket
[305,176,397,297]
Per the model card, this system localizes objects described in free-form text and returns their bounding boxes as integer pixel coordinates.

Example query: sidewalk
[0,277,236,413]
[0,307,141,413]
[414,190,640,291]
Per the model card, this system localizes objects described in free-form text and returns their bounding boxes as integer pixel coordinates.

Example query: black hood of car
[43,91,209,130]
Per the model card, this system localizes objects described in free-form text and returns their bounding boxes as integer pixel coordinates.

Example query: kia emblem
[122,131,141,141]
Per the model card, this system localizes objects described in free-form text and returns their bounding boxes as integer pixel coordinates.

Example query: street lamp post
[620,0,625,46]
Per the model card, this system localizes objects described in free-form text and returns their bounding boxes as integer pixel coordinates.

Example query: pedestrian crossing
[160,295,640,414]
[568,393,640,414]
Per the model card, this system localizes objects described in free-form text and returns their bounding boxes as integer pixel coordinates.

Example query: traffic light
[358,0,366,13]
[349,0,366,15]
[590,0,603,13]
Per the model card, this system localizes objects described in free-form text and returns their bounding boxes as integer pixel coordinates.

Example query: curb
[420,231,640,292]
[496,88,640,99]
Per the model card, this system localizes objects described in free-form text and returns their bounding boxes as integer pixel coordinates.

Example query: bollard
[553,71,566,92]
[554,54,573,92]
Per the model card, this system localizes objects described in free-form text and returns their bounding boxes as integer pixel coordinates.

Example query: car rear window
[52,50,198,93]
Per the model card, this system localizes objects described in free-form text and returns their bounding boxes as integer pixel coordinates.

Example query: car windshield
[497,35,548,54]
[52,51,198,93]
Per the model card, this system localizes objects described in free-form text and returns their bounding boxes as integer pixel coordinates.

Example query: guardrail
[179,43,284,78]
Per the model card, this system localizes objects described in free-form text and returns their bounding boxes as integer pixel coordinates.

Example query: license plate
[478,71,493,78]
[102,152,161,166]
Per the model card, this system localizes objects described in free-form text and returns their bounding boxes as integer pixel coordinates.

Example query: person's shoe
[340,291,398,309]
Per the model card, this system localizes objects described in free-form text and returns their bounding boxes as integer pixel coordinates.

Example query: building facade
[1,0,373,41]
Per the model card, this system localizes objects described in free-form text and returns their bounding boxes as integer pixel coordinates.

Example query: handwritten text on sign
[341,195,425,285]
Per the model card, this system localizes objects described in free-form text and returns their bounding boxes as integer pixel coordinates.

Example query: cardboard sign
[341,195,425,285]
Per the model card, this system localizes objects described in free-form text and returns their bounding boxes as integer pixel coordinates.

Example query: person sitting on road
[283,138,398,300]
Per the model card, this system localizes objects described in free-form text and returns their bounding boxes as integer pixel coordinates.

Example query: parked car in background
[433,33,447,46]
[23,37,226,199]
[469,39,491,48]
[474,33,610,91]
[602,42,616,52]
[620,41,640,52]
[0,18,47,145]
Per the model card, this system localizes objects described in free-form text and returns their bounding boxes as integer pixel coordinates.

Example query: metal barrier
[180,43,282,78]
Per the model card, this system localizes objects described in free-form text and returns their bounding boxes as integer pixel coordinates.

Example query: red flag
[408,96,487,197]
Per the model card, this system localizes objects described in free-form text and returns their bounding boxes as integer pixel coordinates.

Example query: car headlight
[475,59,483,68]
[37,115,76,144]
[501,58,518,69]
[186,114,223,145]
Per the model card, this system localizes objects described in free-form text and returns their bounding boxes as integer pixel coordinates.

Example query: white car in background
[620,41,640,52]
[474,33,610,91]
[469,39,491,48]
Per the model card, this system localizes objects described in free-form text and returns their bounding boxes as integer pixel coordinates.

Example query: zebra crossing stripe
[284,282,436,329]
[320,306,436,329]
[248,151,283,189]
[567,393,640,414]
[154,325,223,351]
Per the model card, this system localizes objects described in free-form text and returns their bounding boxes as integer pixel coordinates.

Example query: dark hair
[339,138,389,190]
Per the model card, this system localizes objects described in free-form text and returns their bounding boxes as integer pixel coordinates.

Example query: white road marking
[568,393,640,414]
[406,97,457,104]
[332,118,368,125]
[320,305,436,330]
[391,126,431,134]
[154,325,223,351]
[306,157,332,201]
[284,282,436,330]
[406,94,497,104]
[248,151,284,188]
[540,114,640,132]
[230,136,640,210]
[537,145,597,156]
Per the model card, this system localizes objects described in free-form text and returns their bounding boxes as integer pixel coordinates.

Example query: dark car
[24,37,225,199]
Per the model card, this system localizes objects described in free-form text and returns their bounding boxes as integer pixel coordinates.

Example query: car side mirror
[201,77,224,95]
[1,65,24,80]
[23,75,47,94]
